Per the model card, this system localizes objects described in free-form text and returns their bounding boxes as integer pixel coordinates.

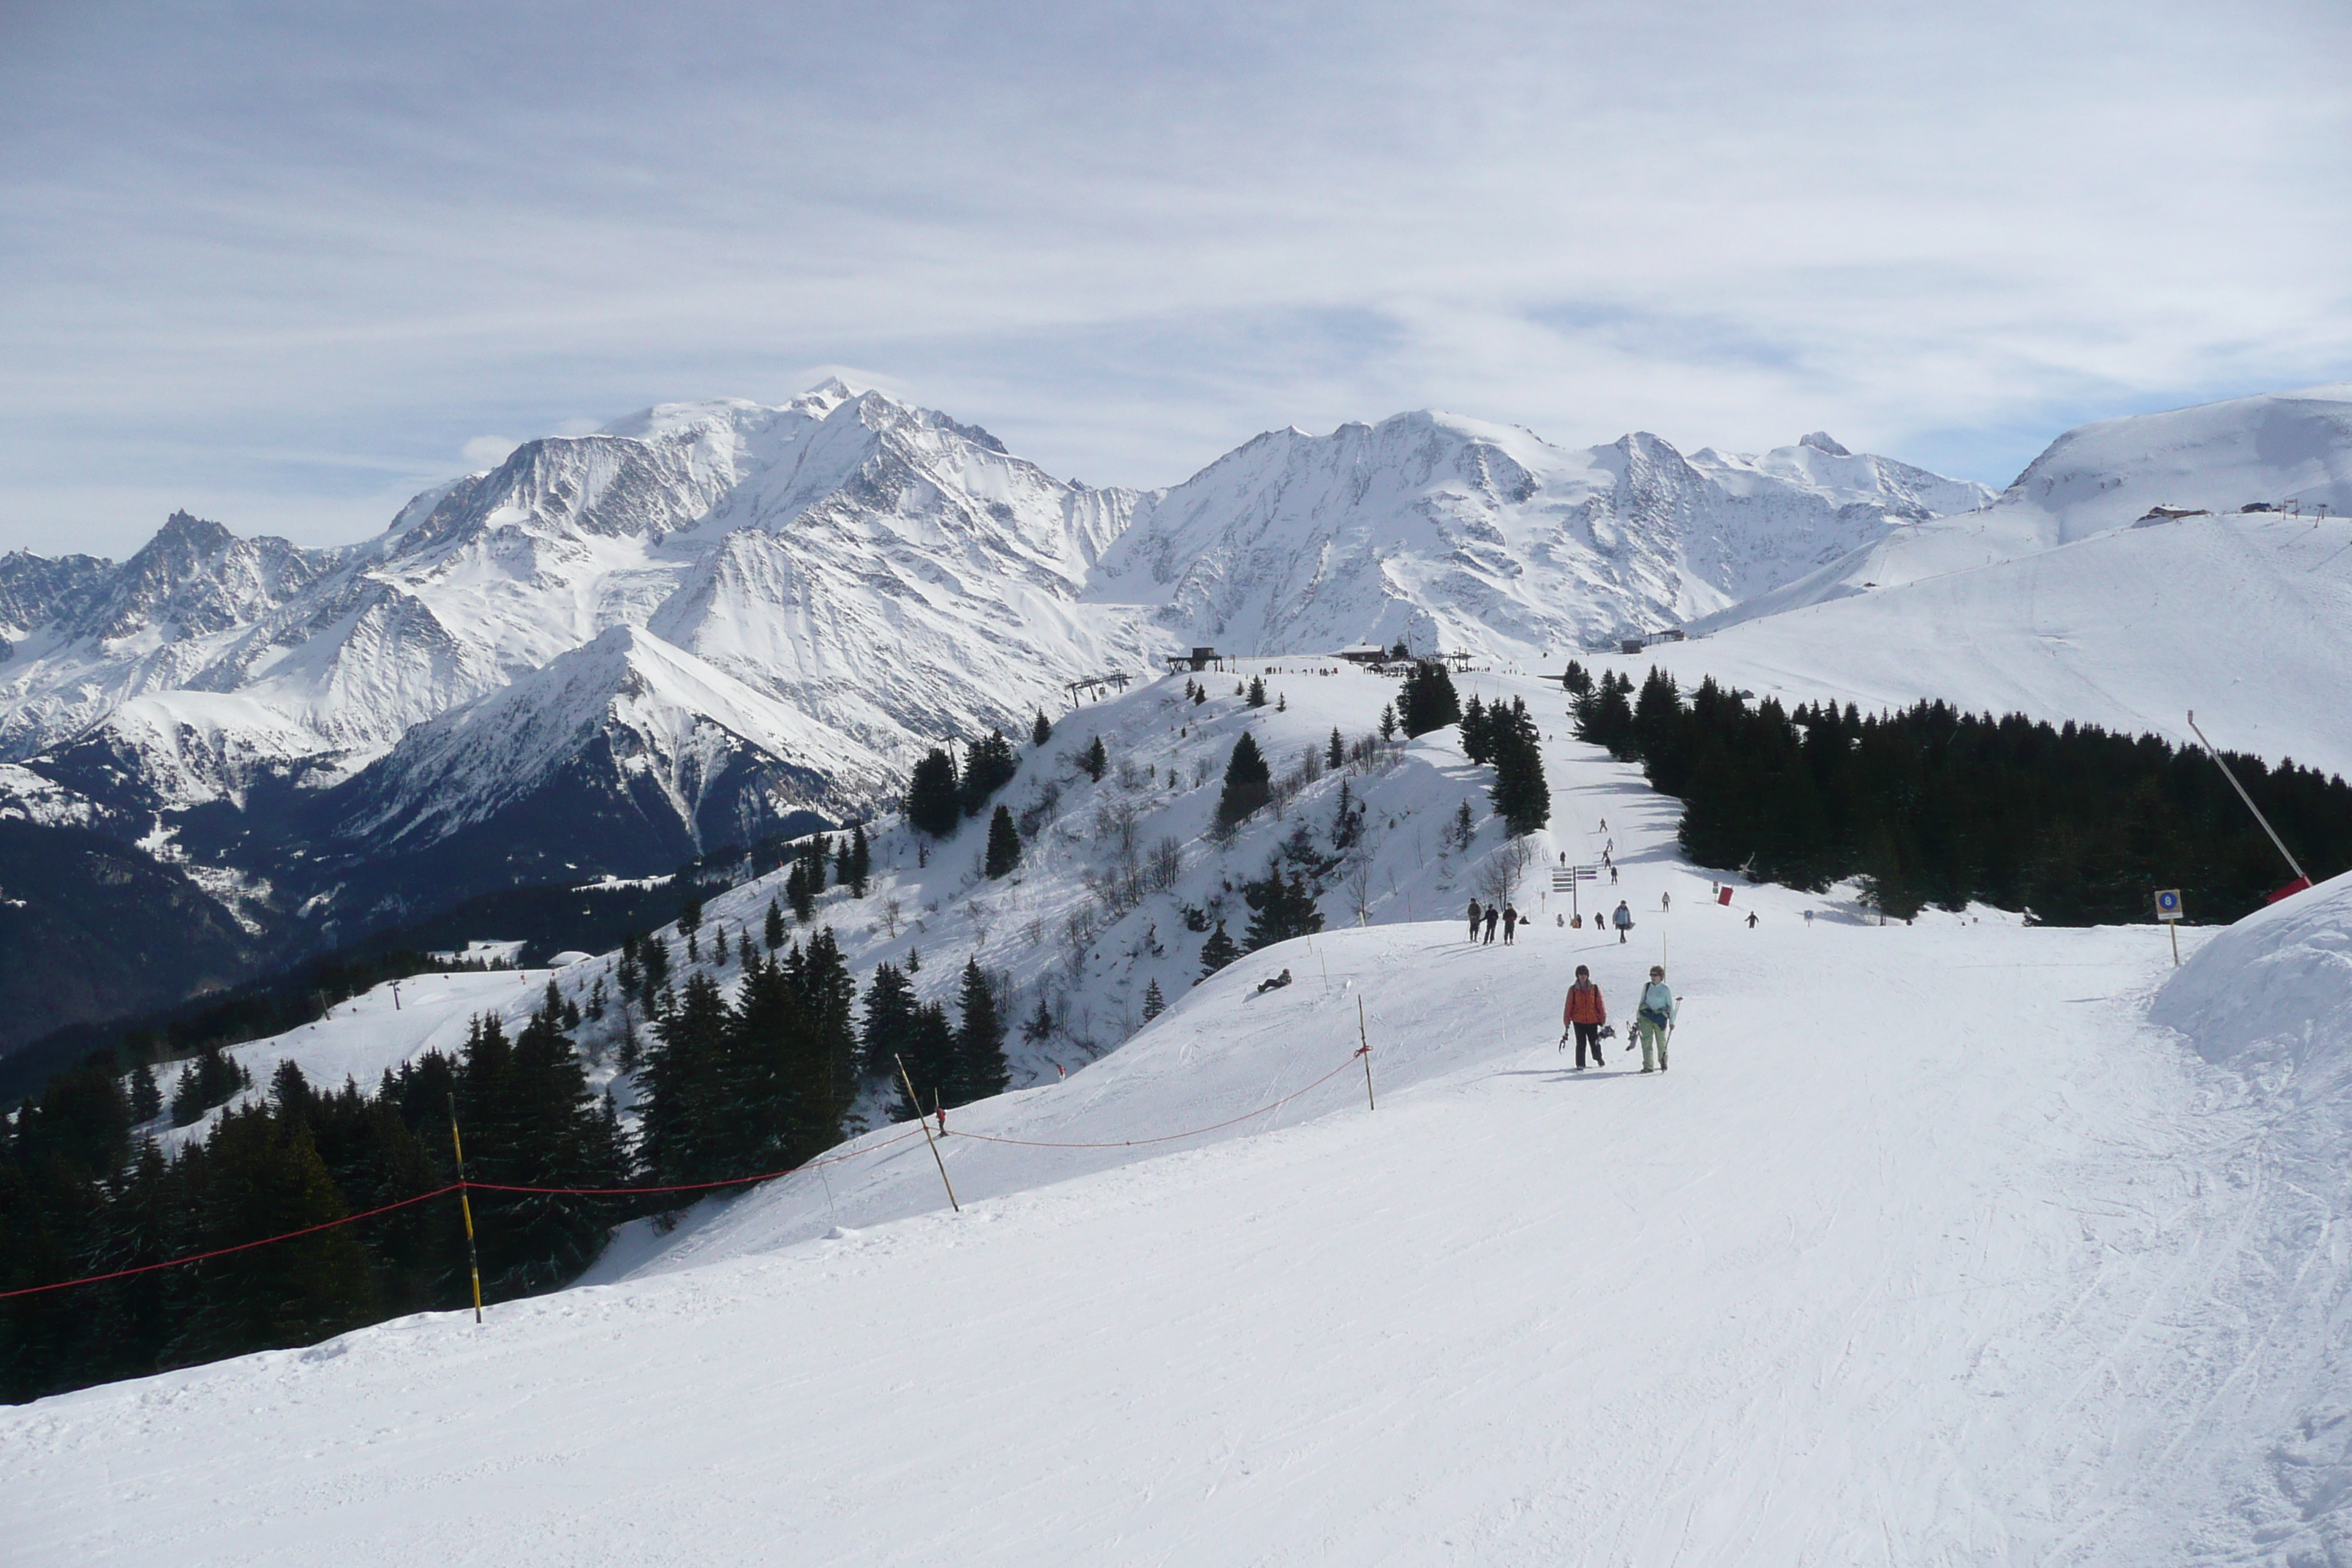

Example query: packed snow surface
[10,678,2347,1563]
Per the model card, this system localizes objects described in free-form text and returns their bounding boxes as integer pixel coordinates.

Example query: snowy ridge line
[943,1044,1371,1150]
[0,1184,464,1301]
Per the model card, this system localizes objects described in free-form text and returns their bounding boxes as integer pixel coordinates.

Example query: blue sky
[3,0,2348,557]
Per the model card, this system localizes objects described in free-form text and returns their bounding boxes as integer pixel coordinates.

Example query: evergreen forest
[1575,668,2351,923]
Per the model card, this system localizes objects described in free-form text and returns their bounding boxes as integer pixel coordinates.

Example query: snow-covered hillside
[1695,381,2352,632]
[1636,508,2352,777]
[18,669,2351,1561]
[1093,415,1989,658]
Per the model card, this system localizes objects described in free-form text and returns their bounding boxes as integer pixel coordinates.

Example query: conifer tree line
[906,726,1026,837]
[1575,667,2352,922]
[4,902,1024,1402]
[1,982,625,1404]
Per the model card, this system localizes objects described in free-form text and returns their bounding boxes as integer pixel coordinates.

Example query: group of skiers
[1465,899,1521,945]
[1561,962,1678,1073]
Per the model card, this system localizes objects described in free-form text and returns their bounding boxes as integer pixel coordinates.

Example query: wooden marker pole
[895,1055,960,1213]
[1357,998,1376,1112]
[446,1093,483,1325]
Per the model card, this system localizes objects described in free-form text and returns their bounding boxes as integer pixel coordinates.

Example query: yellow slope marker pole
[446,1093,483,1325]
[896,1055,961,1213]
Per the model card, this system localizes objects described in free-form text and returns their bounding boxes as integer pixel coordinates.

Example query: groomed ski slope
[15,747,2349,1562]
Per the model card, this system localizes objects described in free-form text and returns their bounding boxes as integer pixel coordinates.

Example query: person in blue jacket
[1636,965,1676,1073]
[1611,900,1633,943]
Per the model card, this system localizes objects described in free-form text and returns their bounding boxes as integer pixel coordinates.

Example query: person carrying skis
[1563,964,1606,1068]
[1467,899,1482,942]
[1501,904,1520,944]
[1482,904,1500,944]
[1636,965,1676,1073]
[1611,900,1633,943]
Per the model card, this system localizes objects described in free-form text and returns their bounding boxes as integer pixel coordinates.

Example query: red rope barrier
[0,1129,929,1303]
[0,1184,464,1302]
[1,1046,1372,1302]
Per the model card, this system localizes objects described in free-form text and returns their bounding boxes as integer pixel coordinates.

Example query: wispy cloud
[2,0,2346,554]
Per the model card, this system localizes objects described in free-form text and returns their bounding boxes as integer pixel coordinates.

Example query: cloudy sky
[4,0,2348,557]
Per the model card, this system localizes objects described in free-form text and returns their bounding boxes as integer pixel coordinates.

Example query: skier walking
[1501,904,1519,945]
[1563,964,1607,1068]
[1611,900,1633,943]
[1467,899,1482,942]
[1660,890,1671,913]
[1746,911,1758,930]
[1636,965,1677,1073]
[1609,864,1618,885]
[1482,905,1500,945]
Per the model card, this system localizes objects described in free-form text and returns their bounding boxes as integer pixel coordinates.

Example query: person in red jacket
[1562,964,1607,1068]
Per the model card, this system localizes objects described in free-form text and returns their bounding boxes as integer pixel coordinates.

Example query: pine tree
[908,747,962,837]
[1080,734,1108,782]
[1215,732,1271,832]
[1452,797,1477,850]
[1198,920,1239,978]
[1141,979,1166,1021]
[834,835,853,885]
[1246,674,1267,707]
[959,729,1019,815]
[1460,693,1490,762]
[129,1063,162,1123]
[678,894,704,946]
[1398,660,1462,737]
[984,803,1021,878]
[1379,702,1398,742]
[1490,698,1551,835]
[788,928,862,1141]
[848,823,871,897]
[948,960,1009,1107]
[1327,726,1345,769]
[1330,777,1362,850]
[639,971,733,1186]
[893,1003,957,1122]
[861,962,918,1074]
[1032,709,1053,747]
[785,861,814,924]
[1242,864,1324,951]
[1022,991,1055,1042]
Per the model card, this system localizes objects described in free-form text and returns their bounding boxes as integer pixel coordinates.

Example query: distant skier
[1660,891,1671,913]
[1467,899,1483,942]
[1563,964,1607,1068]
[1636,965,1677,1073]
[1746,911,1758,930]
[1501,905,1519,944]
[1483,905,1500,945]
[1609,864,1618,885]
[1803,909,1815,928]
[1612,900,1633,943]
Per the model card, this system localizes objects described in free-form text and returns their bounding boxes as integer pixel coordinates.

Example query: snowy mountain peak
[1799,431,1852,456]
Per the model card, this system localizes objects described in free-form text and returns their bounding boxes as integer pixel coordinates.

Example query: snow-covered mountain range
[4,375,2345,1057]
[1095,418,1987,656]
